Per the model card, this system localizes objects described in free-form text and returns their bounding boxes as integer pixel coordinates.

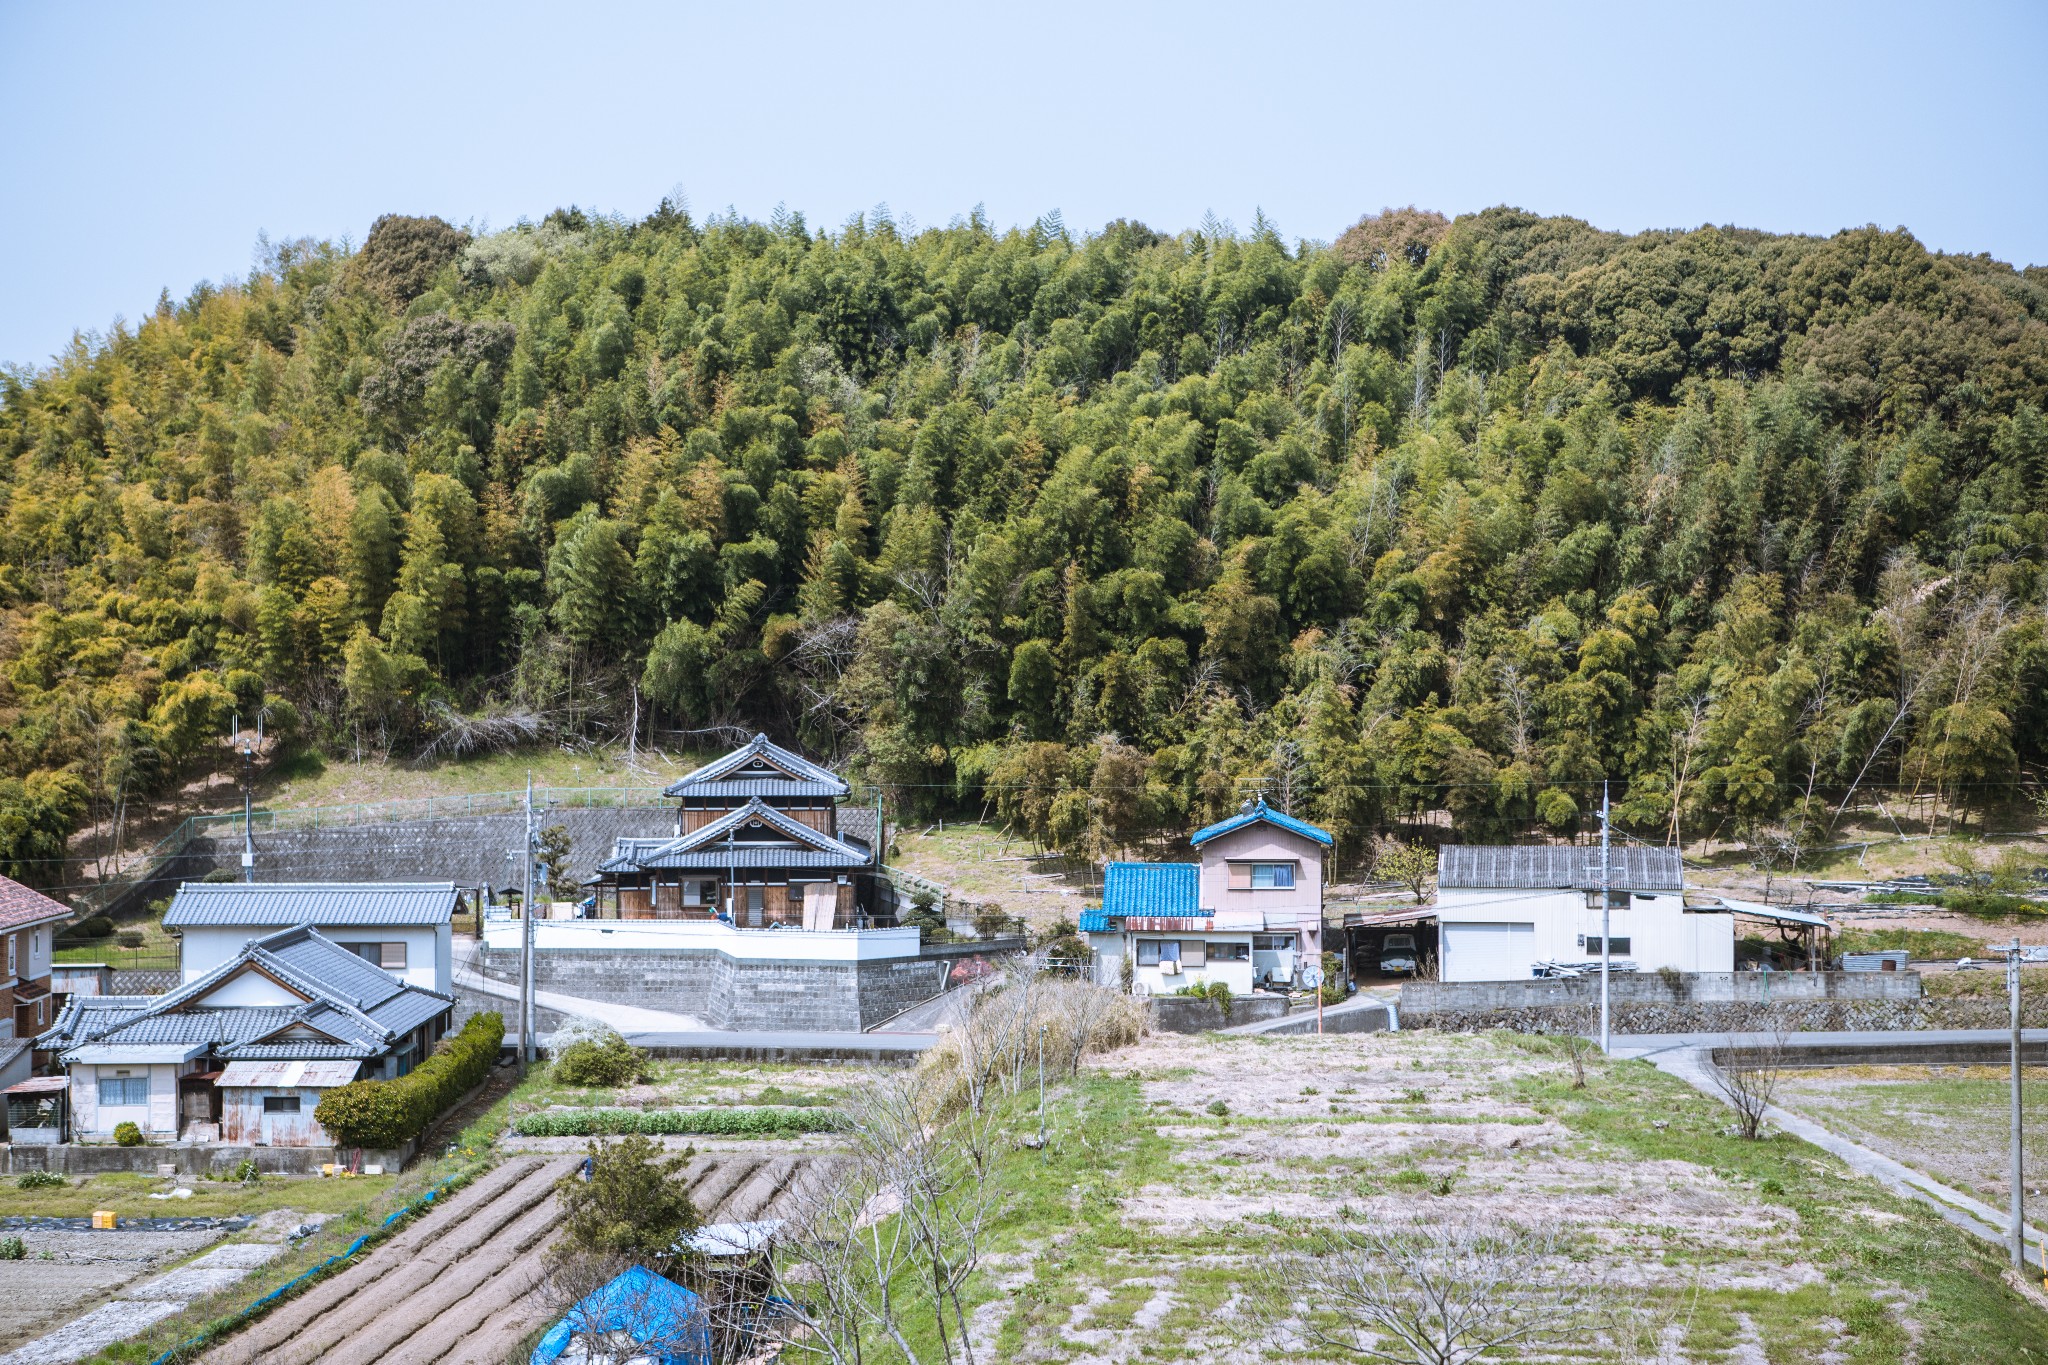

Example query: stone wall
[473,940,1003,1031]
[1400,971,1920,1016]
[1403,1000,1925,1035]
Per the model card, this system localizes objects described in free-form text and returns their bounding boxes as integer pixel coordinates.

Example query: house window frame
[1209,940,1250,963]
[1253,934,1296,952]
[1584,935,1632,956]
[98,1074,149,1107]
[262,1095,302,1114]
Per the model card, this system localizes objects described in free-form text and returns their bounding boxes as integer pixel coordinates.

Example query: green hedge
[513,1106,844,1137]
[316,1013,504,1150]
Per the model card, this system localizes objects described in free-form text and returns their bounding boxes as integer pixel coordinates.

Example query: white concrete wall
[71,1062,184,1141]
[1436,888,1731,981]
[483,917,922,961]
[1094,932,1259,996]
[26,925,49,981]
[180,924,445,992]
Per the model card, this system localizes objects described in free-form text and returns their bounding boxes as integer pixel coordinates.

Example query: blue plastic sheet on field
[148,1171,470,1365]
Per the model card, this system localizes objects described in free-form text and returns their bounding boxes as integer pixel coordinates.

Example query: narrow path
[1618,1038,2048,1269]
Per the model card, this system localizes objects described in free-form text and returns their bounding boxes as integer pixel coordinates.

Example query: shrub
[114,1121,143,1147]
[229,1159,261,1184]
[59,915,115,944]
[0,1236,23,1260]
[1834,927,1981,959]
[1319,952,1346,1006]
[513,1107,845,1138]
[116,931,144,949]
[316,1012,504,1150]
[15,1170,64,1190]
[1942,890,2046,920]
[553,1033,648,1088]
[556,1133,700,1268]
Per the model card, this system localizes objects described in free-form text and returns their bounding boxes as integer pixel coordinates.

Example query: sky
[2,0,2044,372]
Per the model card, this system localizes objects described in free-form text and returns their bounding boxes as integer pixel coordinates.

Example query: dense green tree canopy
[4,200,2047,876]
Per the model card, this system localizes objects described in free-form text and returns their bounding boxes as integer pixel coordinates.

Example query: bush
[58,915,114,945]
[553,1033,648,1088]
[228,1159,261,1184]
[0,1236,23,1260]
[1319,951,1346,1006]
[1942,890,2046,920]
[114,1121,143,1147]
[556,1133,700,1267]
[513,1107,845,1138]
[116,931,144,949]
[1834,926,1981,959]
[315,1012,504,1150]
[15,1170,65,1190]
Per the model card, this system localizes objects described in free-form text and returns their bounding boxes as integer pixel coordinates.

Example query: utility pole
[2008,939,2026,1270]
[521,772,535,1067]
[1599,782,1612,1056]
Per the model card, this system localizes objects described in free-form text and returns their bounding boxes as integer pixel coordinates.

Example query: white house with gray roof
[164,881,457,994]
[1434,845,1730,982]
[38,924,452,1145]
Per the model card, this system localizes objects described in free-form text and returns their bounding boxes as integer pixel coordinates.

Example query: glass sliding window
[1249,863,1296,889]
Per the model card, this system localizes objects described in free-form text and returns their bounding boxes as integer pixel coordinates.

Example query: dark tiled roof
[1189,799,1334,848]
[664,734,849,799]
[1437,845,1684,892]
[43,926,451,1063]
[0,875,71,931]
[163,882,457,928]
[598,799,873,874]
[1100,863,1201,918]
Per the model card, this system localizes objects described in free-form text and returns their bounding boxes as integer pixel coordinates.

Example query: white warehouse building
[1435,845,1731,982]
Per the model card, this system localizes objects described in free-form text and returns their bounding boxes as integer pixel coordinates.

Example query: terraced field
[198,1150,825,1365]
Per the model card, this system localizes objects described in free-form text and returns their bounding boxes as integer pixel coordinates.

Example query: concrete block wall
[1401,971,1920,1015]
[186,807,680,892]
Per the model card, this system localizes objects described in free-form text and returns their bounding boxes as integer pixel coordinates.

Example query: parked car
[1378,933,1420,976]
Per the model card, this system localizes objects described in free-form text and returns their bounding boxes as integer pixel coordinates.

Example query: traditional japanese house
[37,925,452,1145]
[588,735,886,928]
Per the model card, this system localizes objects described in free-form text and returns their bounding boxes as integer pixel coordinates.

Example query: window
[262,1095,301,1114]
[6,932,13,978]
[1253,935,1296,952]
[1209,941,1250,962]
[1136,940,1162,966]
[1249,863,1296,889]
[1584,936,1631,956]
[1180,940,1207,968]
[99,1075,148,1107]
[341,942,406,971]
[1585,889,1630,910]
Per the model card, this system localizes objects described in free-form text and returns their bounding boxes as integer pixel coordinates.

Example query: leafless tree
[1710,1030,1788,1140]
[1251,1218,1599,1365]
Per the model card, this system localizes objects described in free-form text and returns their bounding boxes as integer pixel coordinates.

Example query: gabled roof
[597,798,872,874]
[40,925,452,1063]
[1438,844,1684,893]
[0,875,72,931]
[163,882,457,929]
[663,733,849,800]
[1189,799,1333,849]
[1100,862,1201,918]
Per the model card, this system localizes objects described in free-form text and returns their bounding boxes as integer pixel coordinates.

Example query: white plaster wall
[180,925,444,992]
[72,1062,183,1140]
[1436,888,1732,979]
[484,917,922,961]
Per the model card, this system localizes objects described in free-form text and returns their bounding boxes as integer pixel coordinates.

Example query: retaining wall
[1150,995,1292,1034]
[2,1140,414,1177]
[1401,972,1920,1015]
[473,939,1014,1031]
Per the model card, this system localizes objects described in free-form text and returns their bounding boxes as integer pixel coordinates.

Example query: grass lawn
[891,821,1094,930]
[962,1029,2048,1363]
[237,742,715,817]
[0,1169,398,1222]
[1775,1064,2048,1213]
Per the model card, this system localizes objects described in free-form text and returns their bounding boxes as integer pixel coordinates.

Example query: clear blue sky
[3,0,2043,372]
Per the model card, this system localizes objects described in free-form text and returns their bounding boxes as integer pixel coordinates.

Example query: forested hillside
[4,200,2048,881]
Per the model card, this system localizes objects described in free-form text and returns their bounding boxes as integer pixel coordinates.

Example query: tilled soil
[198,1150,829,1365]
[0,1227,223,1344]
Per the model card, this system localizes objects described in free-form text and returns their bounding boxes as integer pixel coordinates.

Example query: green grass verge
[1833,926,1984,959]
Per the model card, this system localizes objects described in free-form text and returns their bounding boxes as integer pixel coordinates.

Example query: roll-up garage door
[1442,922,1536,982]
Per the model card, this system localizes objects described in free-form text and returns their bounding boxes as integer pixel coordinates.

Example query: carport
[1719,898,1831,971]
[1341,908,1439,984]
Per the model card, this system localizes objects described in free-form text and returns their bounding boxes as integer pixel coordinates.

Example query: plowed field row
[200,1152,824,1365]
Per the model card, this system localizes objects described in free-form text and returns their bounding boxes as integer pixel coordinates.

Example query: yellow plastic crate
[90,1210,116,1230]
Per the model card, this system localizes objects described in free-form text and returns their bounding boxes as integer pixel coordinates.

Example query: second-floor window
[1249,863,1295,889]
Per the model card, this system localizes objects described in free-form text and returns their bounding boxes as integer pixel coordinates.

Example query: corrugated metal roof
[1438,845,1684,892]
[216,1059,361,1088]
[164,882,457,928]
[1101,863,1201,918]
[1718,897,1828,927]
[1189,799,1334,848]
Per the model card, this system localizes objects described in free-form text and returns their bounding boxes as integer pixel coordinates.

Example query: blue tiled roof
[1079,910,1113,933]
[1101,862,1200,918]
[1189,799,1333,848]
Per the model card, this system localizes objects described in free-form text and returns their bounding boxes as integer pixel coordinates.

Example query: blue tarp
[530,1265,712,1365]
